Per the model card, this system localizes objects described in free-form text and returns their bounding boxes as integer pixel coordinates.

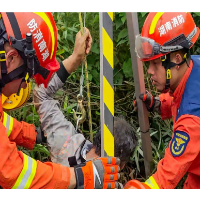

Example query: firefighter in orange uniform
[0,12,120,189]
[127,12,200,189]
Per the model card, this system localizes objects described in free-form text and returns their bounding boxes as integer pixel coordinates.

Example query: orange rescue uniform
[153,56,200,189]
[0,97,71,189]
[146,56,200,189]
[124,12,200,189]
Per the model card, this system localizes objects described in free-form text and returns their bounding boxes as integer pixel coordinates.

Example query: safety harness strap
[2,64,27,84]
[12,153,37,189]
[6,13,22,40]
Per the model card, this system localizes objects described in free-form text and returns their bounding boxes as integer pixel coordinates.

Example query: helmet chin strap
[16,72,29,96]
[160,50,190,93]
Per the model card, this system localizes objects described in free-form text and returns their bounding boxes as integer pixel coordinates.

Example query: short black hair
[93,116,137,167]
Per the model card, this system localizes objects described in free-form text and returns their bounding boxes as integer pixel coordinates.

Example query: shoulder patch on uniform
[170,131,190,157]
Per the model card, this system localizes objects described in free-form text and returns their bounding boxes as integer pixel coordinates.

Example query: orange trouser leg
[183,173,200,189]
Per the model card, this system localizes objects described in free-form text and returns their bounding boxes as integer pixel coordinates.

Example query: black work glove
[74,157,121,189]
[35,126,47,144]
[133,90,161,114]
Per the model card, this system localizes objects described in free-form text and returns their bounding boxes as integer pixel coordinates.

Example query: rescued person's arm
[33,28,92,165]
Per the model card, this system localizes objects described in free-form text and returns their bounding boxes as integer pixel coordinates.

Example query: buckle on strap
[0,51,6,62]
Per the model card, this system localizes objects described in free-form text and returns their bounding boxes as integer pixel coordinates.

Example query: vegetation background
[8,12,200,188]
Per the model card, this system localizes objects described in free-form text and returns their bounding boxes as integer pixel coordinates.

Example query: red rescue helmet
[0,12,59,88]
[135,12,199,61]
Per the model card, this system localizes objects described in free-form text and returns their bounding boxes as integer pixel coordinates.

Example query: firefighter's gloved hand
[35,126,47,144]
[74,157,120,189]
[133,90,161,114]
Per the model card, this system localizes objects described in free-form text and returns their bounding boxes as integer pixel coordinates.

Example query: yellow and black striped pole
[100,12,114,157]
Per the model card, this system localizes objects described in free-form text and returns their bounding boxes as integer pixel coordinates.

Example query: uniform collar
[171,60,193,108]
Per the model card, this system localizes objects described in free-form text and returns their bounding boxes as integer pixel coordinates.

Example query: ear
[6,49,23,73]
[174,53,183,70]
[175,53,182,65]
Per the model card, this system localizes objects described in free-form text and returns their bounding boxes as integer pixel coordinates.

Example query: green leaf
[56,49,65,56]
[141,12,148,17]
[88,74,92,81]
[122,58,133,78]
[133,146,140,172]
[91,69,100,84]
[138,147,144,157]
[194,12,200,16]
[67,34,74,44]
[87,65,92,71]
[63,95,68,110]
[63,46,69,53]
[90,43,99,54]
[93,14,99,23]
[63,30,68,39]
[22,106,28,120]
[119,12,125,18]
[57,33,61,42]
[115,18,123,30]
[32,106,38,115]
[95,111,100,116]
[117,28,128,42]
[117,38,128,47]
[67,103,77,114]
[121,14,126,24]
[114,71,123,85]
[33,144,50,156]
[67,27,78,32]
[25,114,33,123]
[87,55,96,66]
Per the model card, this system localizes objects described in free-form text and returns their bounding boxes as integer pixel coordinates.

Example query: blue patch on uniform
[170,131,190,157]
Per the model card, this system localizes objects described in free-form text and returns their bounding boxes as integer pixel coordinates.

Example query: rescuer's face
[147,58,166,91]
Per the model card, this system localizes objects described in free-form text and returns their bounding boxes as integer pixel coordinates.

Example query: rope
[79,12,93,142]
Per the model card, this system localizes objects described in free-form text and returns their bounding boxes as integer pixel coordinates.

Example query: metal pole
[100,12,114,157]
[126,12,152,178]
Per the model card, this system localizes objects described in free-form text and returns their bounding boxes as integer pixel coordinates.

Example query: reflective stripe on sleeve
[12,153,37,189]
[145,176,160,189]
[3,112,14,137]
